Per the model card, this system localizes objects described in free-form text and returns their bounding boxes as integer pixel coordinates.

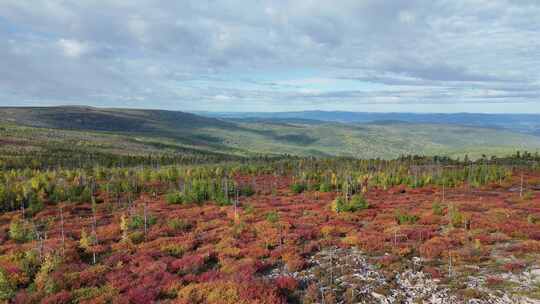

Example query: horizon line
[1,104,539,115]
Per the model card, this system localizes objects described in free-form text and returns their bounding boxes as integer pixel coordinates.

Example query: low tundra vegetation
[0,154,538,302]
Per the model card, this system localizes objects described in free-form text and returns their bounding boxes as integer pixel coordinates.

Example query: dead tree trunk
[60,205,65,257]
[520,172,524,198]
[143,202,148,239]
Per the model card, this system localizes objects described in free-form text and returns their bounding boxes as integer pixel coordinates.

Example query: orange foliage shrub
[96,223,121,242]
[391,245,413,257]
[41,291,71,304]
[452,246,488,264]
[401,227,437,242]
[275,275,298,292]
[475,232,510,245]
[502,262,526,273]
[419,236,451,259]
[357,231,386,253]
[240,245,269,260]
[341,234,358,247]
[511,240,540,254]
[320,225,339,238]
[499,221,537,239]
[303,283,319,303]
[376,254,400,267]
[175,280,285,304]
[254,222,280,249]
[77,264,109,287]
[446,229,468,246]
[281,251,305,272]
[423,266,442,279]
[171,252,216,274]
[418,214,442,225]
[485,276,504,287]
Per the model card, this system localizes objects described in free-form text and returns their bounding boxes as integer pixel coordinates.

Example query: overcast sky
[1,1,539,113]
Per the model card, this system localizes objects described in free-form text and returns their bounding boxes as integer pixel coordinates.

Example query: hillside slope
[202,120,540,158]
[206,111,540,135]
[2,106,540,159]
[0,106,235,132]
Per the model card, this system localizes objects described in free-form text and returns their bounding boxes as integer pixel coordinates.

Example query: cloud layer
[1,0,539,112]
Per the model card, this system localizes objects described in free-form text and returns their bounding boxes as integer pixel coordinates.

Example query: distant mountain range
[200,111,540,135]
[1,106,540,159]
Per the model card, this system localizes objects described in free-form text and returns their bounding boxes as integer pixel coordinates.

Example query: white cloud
[57,39,89,58]
[275,78,337,87]
[0,0,539,112]
[214,94,232,101]
[399,11,416,24]
[127,16,149,44]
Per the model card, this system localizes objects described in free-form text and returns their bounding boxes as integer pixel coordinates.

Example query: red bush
[41,291,72,304]
[377,254,400,267]
[423,266,442,279]
[510,240,540,254]
[486,276,504,287]
[404,227,437,242]
[78,265,108,287]
[502,262,526,273]
[170,252,215,274]
[275,275,299,292]
[419,236,451,259]
[127,286,158,304]
[357,231,386,252]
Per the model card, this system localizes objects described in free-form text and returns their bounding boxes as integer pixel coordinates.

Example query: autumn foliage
[0,156,538,302]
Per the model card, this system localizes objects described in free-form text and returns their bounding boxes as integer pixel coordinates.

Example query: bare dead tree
[143,201,148,239]
[21,197,25,219]
[91,202,98,265]
[233,196,238,221]
[442,182,446,203]
[224,177,229,202]
[448,250,453,278]
[60,205,65,257]
[520,172,524,198]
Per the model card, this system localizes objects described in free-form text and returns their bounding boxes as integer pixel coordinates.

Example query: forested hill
[203,111,540,135]
[0,106,234,133]
[2,106,540,165]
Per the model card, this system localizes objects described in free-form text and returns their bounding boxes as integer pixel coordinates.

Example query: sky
[1,0,540,113]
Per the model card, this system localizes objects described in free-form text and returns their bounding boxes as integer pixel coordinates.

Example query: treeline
[3,132,540,171]
[0,145,244,170]
[0,165,254,214]
[0,152,537,214]
[290,162,511,193]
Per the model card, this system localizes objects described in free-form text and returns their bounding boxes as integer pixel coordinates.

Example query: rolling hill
[1,106,540,160]
[204,111,540,135]
[0,106,235,133]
